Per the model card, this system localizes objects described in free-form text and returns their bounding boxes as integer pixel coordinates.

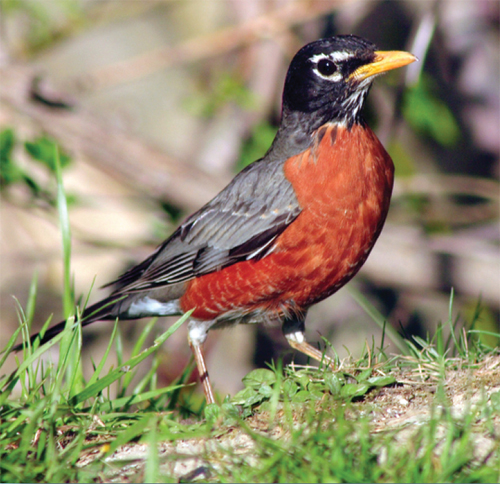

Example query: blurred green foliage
[0,128,21,186]
[2,0,82,54]
[403,75,461,147]
[185,73,257,119]
[0,127,73,205]
[25,136,72,171]
[387,140,417,178]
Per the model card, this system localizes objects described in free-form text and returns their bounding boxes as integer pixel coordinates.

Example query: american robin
[16,35,416,404]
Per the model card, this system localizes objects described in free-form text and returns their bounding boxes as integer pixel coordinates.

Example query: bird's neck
[266,106,365,163]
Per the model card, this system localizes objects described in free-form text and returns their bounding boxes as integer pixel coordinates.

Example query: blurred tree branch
[0,65,230,212]
[67,0,344,93]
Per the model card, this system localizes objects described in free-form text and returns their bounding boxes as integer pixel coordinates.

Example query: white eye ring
[310,52,353,82]
[312,65,343,82]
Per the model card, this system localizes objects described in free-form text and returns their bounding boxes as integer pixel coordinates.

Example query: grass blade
[104,416,151,456]
[70,313,189,405]
[96,384,187,413]
[53,145,73,318]
[85,319,120,388]
[348,286,409,355]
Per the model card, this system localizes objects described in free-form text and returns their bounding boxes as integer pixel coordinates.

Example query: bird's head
[283,35,416,129]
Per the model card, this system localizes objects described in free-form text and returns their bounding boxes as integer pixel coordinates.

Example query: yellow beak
[349,50,417,82]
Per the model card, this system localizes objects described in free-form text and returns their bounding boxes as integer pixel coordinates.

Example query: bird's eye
[317,58,337,76]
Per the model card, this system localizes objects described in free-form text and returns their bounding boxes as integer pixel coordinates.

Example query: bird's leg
[286,332,336,369]
[283,317,335,370]
[188,338,215,404]
[187,320,216,405]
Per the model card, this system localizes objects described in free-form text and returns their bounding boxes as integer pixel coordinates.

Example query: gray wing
[108,158,301,292]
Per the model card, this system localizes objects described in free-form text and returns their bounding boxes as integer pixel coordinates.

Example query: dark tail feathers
[12,295,124,353]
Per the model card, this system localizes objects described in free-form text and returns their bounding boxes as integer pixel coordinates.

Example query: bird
[15,35,416,404]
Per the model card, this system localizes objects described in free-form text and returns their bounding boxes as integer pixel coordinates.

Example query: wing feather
[108,158,302,293]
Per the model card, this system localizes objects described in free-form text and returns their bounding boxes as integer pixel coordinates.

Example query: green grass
[2,318,499,482]
[1,145,499,483]
[215,401,499,483]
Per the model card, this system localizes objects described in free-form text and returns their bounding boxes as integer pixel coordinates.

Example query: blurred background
[1,0,498,397]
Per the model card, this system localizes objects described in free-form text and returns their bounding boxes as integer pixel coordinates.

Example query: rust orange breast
[180,124,394,320]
